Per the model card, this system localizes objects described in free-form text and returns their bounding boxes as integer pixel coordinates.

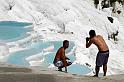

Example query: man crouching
[53,40,72,73]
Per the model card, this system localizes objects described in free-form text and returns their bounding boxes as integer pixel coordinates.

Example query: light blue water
[0,21,32,27]
[0,21,91,75]
[7,41,91,75]
[7,41,75,66]
[68,64,91,75]
[44,52,90,75]
[7,40,51,66]
[0,21,32,41]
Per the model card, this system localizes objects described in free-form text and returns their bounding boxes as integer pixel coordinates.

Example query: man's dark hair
[63,40,69,46]
[89,30,96,37]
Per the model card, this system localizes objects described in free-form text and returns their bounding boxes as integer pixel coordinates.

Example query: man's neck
[90,35,96,38]
[62,46,66,50]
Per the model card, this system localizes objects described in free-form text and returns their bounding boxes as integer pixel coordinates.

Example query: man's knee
[96,65,100,69]
[103,64,107,67]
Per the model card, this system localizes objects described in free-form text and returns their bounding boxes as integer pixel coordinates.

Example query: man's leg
[55,61,63,71]
[58,67,62,71]
[103,64,107,76]
[94,66,100,77]
[103,52,109,76]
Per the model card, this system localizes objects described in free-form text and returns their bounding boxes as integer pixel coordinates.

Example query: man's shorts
[54,60,72,67]
[96,50,109,67]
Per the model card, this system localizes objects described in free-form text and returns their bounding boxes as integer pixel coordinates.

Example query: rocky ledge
[0,62,124,82]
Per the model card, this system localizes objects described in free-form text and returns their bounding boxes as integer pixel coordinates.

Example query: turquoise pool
[0,21,32,41]
[68,64,91,75]
[7,41,75,66]
[0,21,32,27]
[1,21,91,75]
[7,40,91,75]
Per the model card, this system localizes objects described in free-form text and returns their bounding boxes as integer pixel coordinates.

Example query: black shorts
[96,50,109,67]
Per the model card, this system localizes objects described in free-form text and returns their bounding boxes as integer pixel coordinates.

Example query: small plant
[5,0,15,10]
[94,0,99,8]
[8,1,15,10]
[108,31,119,41]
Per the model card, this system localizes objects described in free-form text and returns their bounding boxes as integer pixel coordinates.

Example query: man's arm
[86,38,93,48]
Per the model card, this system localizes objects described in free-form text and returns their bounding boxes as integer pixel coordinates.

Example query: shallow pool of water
[68,64,91,75]
[0,21,32,41]
[7,40,91,75]
[7,41,75,66]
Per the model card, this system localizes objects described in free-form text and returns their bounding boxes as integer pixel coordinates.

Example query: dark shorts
[96,50,109,67]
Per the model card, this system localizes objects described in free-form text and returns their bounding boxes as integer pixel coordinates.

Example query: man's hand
[66,57,70,60]
[86,37,90,42]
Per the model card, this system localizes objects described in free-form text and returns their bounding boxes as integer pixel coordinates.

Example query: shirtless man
[53,40,72,72]
[86,30,109,77]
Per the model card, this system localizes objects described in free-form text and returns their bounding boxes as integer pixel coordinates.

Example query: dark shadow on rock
[107,17,114,23]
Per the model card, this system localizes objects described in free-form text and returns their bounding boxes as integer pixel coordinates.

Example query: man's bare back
[91,35,109,51]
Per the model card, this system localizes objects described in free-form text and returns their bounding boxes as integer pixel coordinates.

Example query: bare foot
[58,68,62,71]
[93,75,98,77]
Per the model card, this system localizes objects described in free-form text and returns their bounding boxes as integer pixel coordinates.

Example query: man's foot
[93,75,98,77]
[58,68,62,71]
[103,75,106,76]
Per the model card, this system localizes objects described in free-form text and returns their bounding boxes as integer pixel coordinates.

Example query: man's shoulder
[59,47,64,49]
[58,47,64,51]
[93,35,102,39]
[97,35,102,37]
[91,35,101,41]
